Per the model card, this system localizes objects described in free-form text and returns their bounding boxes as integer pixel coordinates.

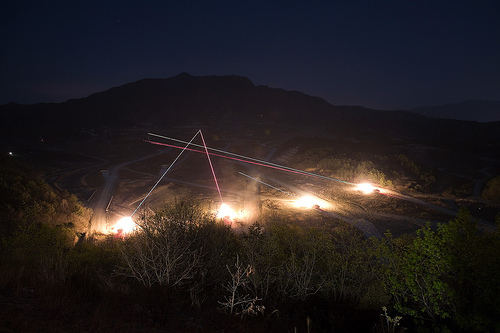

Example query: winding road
[88,149,169,233]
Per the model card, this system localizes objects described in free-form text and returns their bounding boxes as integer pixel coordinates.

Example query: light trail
[148,132,355,186]
[200,130,224,204]
[145,140,322,178]
[131,130,201,217]
[145,137,356,186]
[239,172,296,197]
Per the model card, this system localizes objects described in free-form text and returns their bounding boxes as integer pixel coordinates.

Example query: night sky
[2,1,499,110]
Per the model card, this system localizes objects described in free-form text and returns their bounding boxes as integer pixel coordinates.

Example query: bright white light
[217,203,238,226]
[357,183,376,194]
[294,196,319,209]
[217,203,235,219]
[115,216,136,233]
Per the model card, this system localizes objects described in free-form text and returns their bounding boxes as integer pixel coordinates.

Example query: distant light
[115,216,136,233]
[294,196,320,209]
[217,203,235,219]
[356,183,376,194]
[8,151,13,156]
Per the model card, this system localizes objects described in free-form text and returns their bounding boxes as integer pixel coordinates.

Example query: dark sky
[1,1,499,110]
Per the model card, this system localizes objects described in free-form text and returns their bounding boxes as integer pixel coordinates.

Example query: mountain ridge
[1,73,499,151]
[411,100,500,122]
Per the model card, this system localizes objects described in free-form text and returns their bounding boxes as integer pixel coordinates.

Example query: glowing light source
[115,216,136,233]
[217,203,235,219]
[356,183,376,194]
[294,196,320,209]
[217,203,238,226]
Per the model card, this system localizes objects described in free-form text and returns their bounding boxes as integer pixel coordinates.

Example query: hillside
[1,73,500,154]
[0,73,499,217]
[1,73,500,332]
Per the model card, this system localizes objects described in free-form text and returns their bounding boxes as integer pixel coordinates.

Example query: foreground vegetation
[1,157,499,332]
[1,202,499,332]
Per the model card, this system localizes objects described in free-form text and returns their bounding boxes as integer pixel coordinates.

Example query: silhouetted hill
[0,73,344,129]
[412,100,500,122]
[1,73,499,151]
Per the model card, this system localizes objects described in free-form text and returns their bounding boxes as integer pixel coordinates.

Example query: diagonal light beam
[146,132,355,186]
[131,130,201,217]
[239,172,296,197]
[200,130,224,204]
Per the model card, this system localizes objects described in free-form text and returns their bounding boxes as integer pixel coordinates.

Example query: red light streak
[200,131,224,204]
[145,139,321,178]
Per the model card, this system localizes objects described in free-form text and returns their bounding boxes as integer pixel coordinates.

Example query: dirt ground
[27,127,498,239]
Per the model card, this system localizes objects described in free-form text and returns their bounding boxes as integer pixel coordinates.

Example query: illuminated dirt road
[88,150,169,234]
[89,133,497,238]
